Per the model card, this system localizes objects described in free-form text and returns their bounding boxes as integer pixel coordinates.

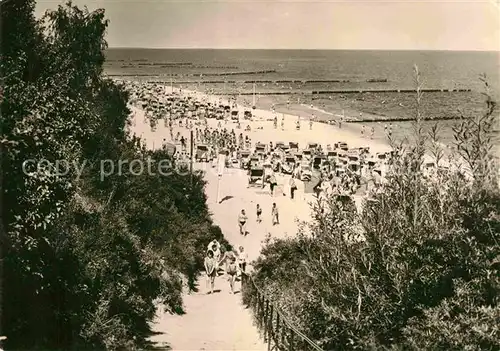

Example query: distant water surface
[105,49,499,95]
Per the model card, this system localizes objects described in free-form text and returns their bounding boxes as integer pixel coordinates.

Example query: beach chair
[248,167,265,188]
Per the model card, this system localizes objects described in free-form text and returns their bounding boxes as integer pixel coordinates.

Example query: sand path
[132,107,268,351]
[129,86,389,350]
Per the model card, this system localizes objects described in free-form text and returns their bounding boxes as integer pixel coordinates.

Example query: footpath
[132,109,269,351]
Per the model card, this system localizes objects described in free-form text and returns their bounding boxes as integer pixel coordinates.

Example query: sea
[105,49,500,148]
[105,49,499,94]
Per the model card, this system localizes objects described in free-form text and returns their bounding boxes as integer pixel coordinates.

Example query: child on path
[204,250,217,294]
[256,204,262,223]
[272,203,279,225]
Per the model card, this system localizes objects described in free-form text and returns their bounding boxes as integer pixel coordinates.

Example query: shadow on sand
[219,195,234,203]
[139,330,172,350]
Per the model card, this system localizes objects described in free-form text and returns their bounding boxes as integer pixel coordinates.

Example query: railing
[241,273,324,351]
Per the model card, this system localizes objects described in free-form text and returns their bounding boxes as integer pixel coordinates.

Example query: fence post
[264,299,269,342]
[268,304,274,351]
[281,325,286,348]
[260,293,264,319]
[275,312,280,350]
[256,291,260,314]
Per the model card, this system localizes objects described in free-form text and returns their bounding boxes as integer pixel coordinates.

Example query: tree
[1,2,229,349]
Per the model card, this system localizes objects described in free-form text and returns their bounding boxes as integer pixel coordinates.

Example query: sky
[35,0,500,51]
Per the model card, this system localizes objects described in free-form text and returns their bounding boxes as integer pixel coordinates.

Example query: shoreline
[167,85,392,154]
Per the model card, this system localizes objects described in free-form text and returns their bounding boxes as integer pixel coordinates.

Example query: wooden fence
[241,273,324,351]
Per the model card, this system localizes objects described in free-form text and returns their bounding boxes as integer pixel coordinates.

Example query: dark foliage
[1,1,228,349]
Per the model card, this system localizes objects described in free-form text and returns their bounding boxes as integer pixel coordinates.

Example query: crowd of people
[204,240,248,295]
[127,80,402,197]
[122,80,405,293]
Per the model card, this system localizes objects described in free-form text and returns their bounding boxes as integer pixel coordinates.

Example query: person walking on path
[207,239,221,253]
[219,247,236,274]
[226,256,238,294]
[256,204,262,223]
[272,203,279,225]
[208,242,221,273]
[289,176,297,199]
[204,250,217,294]
[237,246,248,274]
[238,209,248,235]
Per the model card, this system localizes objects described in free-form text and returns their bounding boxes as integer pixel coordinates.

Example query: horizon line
[106,47,499,52]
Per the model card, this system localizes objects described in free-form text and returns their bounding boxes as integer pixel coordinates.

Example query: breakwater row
[206,88,471,96]
[341,115,464,123]
[312,88,471,94]
[110,75,388,84]
[107,59,193,65]
[195,70,277,76]
[114,63,239,69]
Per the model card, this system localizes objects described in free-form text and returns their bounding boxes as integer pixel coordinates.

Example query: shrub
[245,68,500,350]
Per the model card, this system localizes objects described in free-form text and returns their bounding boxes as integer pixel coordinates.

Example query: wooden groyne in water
[196,70,277,76]
[342,115,465,123]
[311,88,471,94]
[110,76,392,84]
[208,88,471,96]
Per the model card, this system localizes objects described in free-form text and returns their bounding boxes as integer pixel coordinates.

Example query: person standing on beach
[204,250,217,294]
[370,126,375,139]
[256,204,262,223]
[269,173,277,196]
[289,176,297,199]
[281,115,285,130]
[309,117,313,130]
[180,136,186,151]
[361,125,365,137]
[272,203,279,225]
[238,209,248,235]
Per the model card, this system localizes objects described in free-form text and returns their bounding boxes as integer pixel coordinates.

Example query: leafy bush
[1,1,229,349]
[245,69,500,350]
